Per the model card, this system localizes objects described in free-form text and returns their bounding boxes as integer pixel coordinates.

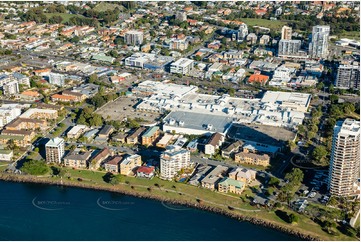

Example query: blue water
[0,181,300,241]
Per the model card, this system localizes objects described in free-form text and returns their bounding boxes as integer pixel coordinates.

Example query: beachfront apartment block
[63,150,92,168]
[120,154,142,176]
[170,58,194,75]
[201,165,228,191]
[104,156,123,173]
[160,146,191,180]
[228,167,257,184]
[218,177,246,195]
[45,137,65,164]
[328,119,360,197]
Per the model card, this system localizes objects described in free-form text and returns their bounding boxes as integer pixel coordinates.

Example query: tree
[312,145,328,162]
[88,114,103,127]
[284,168,304,185]
[329,94,339,104]
[268,177,280,187]
[69,36,80,43]
[21,160,49,175]
[288,213,299,223]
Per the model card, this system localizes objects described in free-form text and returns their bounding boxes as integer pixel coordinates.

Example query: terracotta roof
[91,148,110,163]
[137,166,155,174]
[51,94,77,101]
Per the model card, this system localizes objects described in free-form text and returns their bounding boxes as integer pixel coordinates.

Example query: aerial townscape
[0,1,360,241]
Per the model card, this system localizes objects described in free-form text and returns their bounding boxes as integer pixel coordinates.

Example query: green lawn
[93,2,124,12]
[44,13,86,24]
[240,18,289,31]
[339,31,360,40]
[0,162,10,172]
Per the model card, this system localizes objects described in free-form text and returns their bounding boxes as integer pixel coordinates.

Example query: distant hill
[93,2,124,12]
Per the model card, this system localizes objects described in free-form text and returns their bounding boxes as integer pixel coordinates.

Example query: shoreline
[0,173,319,241]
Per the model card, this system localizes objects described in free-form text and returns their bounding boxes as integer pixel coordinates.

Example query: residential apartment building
[218,177,245,195]
[67,125,87,139]
[125,30,144,46]
[169,38,189,51]
[234,152,270,167]
[89,148,110,170]
[5,118,47,131]
[228,167,257,184]
[141,126,160,146]
[45,137,65,164]
[281,26,292,40]
[246,33,257,45]
[0,134,29,147]
[238,23,248,40]
[104,156,123,173]
[170,58,194,75]
[335,64,360,90]
[278,40,301,56]
[175,11,187,22]
[204,132,225,156]
[126,127,146,144]
[201,165,228,190]
[259,35,270,45]
[49,73,65,86]
[309,25,330,59]
[63,150,92,168]
[2,80,19,95]
[0,106,21,128]
[120,154,142,176]
[328,119,360,197]
[160,146,190,180]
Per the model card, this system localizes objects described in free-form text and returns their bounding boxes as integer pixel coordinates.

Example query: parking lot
[96,96,161,123]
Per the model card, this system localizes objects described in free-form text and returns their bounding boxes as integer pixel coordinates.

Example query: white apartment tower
[328,119,360,197]
[45,137,65,164]
[125,30,144,46]
[309,25,330,59]
[238,23,248,40]
[281,26,292,40]
[160,146,191,180]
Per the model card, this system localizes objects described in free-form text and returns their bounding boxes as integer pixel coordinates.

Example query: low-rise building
[234,152,270,167]
[89,148,110,170]
[0,149,13,161]
[5,118,47,131]
[221,140,244,158]
[141,126,160,146]
[63,150,92,168]
[104,156,123,173]
[156,133,174,148]
[126,127,146,144]
[67,125,87,139]
[218,177,245,195]
[0,134,29,147]
[97,125,114,140]
[120,154,142,176]
[228,167,256,184]
[204,132,225,156]
[136,166,155,179]
[201,165,228,191]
